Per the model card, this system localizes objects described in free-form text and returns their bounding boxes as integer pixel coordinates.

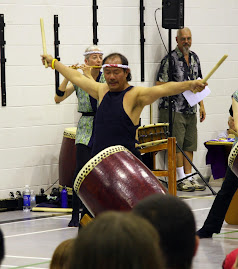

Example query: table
[204,139,234,179]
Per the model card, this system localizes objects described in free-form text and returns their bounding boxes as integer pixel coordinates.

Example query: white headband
[102,64,130,69]
[83,51,104,56]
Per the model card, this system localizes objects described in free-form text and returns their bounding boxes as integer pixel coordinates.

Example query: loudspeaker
[162,0,184,29]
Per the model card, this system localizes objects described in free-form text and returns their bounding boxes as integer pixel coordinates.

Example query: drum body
[74,145,167,217]
[228,141,238,177]
[59,127,77,192]
[138,123,169,144]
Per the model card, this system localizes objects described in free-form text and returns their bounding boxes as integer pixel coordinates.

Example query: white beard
[183,46,190,55]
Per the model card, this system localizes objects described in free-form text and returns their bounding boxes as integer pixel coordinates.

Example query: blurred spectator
[223,248,238,269]
[50,238,75,269]
[70,211,165,269]
[133,193,199,269]
[0,229,4,265]
[217,116,236,139]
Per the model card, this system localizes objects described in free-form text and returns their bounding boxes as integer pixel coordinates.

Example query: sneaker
[190,178,206,191]
[177,179,195,192]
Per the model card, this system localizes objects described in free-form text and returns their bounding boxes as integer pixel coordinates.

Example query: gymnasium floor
[1,186,238,269]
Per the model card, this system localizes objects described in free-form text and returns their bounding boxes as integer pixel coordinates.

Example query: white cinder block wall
[0,0,237,198]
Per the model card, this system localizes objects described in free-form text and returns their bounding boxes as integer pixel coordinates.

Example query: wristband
[51,58,58,70]
[56,88,65,97]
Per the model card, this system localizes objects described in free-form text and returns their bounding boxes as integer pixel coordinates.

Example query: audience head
[0,229,4,265]
[223,248,238,269]
[50,238,75,269]
[133,193,198,269]
[70,211,165,269]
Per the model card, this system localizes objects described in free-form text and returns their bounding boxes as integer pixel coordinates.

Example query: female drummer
[55,45,105,227]
[197,90,238,238]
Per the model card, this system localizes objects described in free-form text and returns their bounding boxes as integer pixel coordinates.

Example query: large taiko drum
[74,145,167,217]
[59,127,77,194]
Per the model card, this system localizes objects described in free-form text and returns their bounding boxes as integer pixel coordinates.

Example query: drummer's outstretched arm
[138,80,207,106]
[41,54,100,100]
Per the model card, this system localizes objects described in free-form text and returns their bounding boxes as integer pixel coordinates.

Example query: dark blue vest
[92,86,141,158]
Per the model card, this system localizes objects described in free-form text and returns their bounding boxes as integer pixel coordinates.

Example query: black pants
[202,166,238,233]
[72,143,92,216]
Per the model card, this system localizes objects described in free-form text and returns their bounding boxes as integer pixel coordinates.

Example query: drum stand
[166,29,216,196]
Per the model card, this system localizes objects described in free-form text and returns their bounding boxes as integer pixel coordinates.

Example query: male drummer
[41,53,207,159]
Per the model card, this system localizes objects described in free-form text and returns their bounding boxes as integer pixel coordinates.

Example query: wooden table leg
[167,137,177,196]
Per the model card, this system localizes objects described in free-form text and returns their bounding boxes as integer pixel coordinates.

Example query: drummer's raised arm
[41,54,102,100]
[137,80,207,107]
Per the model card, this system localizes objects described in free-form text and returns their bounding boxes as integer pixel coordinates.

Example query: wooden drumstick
[192,54,228,93]
[202,54,228,83]
[40,18,48,68]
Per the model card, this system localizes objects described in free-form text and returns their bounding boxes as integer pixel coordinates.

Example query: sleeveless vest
[92,86,141,158]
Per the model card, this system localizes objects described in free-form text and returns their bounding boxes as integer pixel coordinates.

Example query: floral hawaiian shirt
[157,46,202,114]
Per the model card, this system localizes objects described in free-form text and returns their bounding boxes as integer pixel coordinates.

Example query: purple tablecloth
[205,139,234,179]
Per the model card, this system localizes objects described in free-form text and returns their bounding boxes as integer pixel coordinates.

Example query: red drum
[59,127,77,194]
[74,145,167,217]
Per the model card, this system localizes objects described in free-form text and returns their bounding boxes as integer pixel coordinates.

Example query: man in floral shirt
[156,27,206,192]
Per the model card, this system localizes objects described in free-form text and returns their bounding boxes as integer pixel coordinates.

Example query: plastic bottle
[23,185,31,212]
[61,187,68,208]
[30,190,36,210]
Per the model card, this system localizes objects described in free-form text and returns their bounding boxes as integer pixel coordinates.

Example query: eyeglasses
[180,37,191,42]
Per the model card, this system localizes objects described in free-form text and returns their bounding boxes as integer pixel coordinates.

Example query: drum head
[63,127,77,139]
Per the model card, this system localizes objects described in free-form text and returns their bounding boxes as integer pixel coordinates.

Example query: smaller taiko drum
[74,145,167,217]
[228,141,238,177]
[59,127,77,194]
[138,123,169,144]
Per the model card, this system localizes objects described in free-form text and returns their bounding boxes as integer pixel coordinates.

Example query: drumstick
[40,18,48,68]
[202,54,228,83]
[192,54,228,93]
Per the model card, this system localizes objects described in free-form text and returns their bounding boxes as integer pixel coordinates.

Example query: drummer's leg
[197,166,238,237]
[68,143,92,227]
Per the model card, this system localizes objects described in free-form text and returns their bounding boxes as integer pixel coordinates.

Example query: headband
[102,64,130,69]
[83,51,103,56]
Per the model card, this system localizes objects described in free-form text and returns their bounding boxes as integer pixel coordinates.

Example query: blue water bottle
[23,185,31,212]
[61,187,68,208]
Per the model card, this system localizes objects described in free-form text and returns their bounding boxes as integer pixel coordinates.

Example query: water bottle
[23,185,31,212]
[61,187,68,208]
[30,190,36,210]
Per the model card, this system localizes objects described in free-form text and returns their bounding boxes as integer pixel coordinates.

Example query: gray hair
[176,27,191,37]
[84,45,103,60]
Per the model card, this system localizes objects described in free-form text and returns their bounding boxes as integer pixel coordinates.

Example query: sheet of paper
[182,85,211,106]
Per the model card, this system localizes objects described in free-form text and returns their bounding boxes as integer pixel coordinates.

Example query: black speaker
[162,0,184,29]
